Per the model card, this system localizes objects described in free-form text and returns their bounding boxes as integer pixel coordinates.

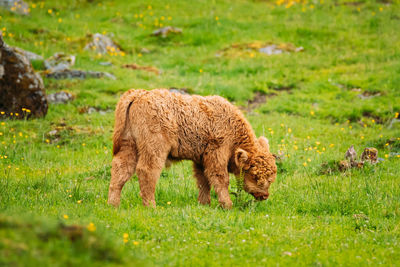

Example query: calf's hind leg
[108,141,137,207]
[136,142,169,208]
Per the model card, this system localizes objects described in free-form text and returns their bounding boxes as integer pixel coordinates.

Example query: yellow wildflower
[87,223,96,232]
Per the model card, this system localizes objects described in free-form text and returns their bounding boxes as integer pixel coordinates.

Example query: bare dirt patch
[123,63,161,75]
[244,91,276,112]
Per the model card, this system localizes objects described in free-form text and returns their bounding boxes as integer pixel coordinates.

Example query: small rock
[169,88,190,95]
[283,251,292,256]
[47,129,59,136]
[0,0,29,15]
[85,33,122,55]
[258,44,303,55]
[47,91,74,104]
[44,52,76,72]
[78,106,112,115]
[87,107,97,114]
[46,69,116,80]
[258,45,283,55]
[99,61,112,66]
[152,26,182,38]
[357,91,381,100]
[345,145,357,163]
[140,48,151,54]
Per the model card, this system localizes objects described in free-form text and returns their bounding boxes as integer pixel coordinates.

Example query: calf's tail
[112,89,141,155]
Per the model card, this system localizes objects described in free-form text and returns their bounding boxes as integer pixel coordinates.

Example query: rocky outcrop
[43,52,116,80]
[0,34,48,118]
[45,69,116,80]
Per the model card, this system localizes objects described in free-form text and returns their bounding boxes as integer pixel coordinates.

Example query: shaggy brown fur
[108,89,277,209]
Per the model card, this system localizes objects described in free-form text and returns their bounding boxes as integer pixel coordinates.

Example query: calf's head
[235,136,277,201]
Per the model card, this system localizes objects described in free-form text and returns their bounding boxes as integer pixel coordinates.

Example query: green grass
[1,0,400,265]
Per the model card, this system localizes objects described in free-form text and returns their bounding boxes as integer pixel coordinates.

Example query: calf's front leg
[193,163,211,205]
[203,152,232,209]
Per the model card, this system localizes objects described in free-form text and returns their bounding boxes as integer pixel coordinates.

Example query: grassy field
[1,0,400,265]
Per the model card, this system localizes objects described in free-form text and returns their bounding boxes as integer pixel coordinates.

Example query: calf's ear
[235,148,248,168]
[258,136,270,152]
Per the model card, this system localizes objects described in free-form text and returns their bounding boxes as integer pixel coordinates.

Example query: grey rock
[85,106,112,115]
[152,26,182,38]
[258,44,304,55]
[140,48,151,54]
[47,91,74,104]
[345,145,357,163]
[48,130,58,136]
[357,92,381,100]
[45,69,116,80]
[99,61,112,66]
[0,0,29,15]
[85,33,121,54]
[259,45,283,55]
[169,88,190,95]
[44,52,75,71]
[87,107,97,114]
